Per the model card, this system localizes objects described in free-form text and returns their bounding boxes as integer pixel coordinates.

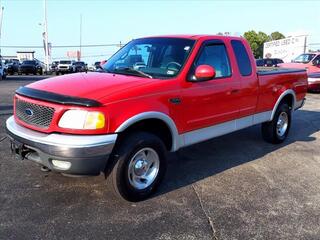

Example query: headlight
[58,110,105,129]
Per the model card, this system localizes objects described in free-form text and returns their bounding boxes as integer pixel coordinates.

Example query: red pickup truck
[6,35,307,201]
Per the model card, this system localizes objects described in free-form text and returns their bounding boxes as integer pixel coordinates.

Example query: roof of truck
[139,34,244,40]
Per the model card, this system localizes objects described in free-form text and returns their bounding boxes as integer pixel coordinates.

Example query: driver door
[181,40,240,133]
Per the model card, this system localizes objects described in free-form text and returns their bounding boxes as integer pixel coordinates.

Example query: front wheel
[261,103,291,144]
[106,132,167,202]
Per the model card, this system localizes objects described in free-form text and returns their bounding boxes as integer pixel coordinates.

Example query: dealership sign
[263,36,307,63]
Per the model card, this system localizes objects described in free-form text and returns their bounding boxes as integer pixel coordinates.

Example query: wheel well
[117,119,173,151]
[280,94,294,109]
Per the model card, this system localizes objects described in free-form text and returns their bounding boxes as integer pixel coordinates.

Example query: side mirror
[193,65,216,81]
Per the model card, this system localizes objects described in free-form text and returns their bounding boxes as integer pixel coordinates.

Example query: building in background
[263,35,307,63]
[16,51,35,61]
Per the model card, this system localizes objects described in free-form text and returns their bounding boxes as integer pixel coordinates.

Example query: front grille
[15,98,55,129]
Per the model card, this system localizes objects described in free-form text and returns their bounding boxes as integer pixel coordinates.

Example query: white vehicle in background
[56,60,76,75]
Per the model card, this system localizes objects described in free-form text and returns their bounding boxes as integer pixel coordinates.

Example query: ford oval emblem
[25,108,34,116]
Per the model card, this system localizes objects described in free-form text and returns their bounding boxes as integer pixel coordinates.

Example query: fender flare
[270,89,296,121]
[115,111,182,152]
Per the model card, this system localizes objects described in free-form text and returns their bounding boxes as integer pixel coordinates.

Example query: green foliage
[269,31,285,41]
[243,30,285,58]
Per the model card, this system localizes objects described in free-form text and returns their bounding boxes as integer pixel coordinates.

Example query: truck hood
[27,72,155,102]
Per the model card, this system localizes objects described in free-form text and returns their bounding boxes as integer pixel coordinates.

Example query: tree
[269,31,285,41]
[243,30,285,58]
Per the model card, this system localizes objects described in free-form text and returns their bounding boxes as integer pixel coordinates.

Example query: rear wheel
[106,132,167,202]
[262,103,291,144]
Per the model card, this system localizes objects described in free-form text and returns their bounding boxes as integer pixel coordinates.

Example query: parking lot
[0,75,320,240]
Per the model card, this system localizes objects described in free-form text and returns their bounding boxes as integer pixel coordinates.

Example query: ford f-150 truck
[6,35,308,202]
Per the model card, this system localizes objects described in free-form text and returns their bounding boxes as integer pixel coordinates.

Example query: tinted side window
[312,55,320,66]
[231,40,252,76]
[194,44,231,78]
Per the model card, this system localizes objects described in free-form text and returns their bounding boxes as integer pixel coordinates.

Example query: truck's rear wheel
[261,103,291,144]
[106,132,167,202]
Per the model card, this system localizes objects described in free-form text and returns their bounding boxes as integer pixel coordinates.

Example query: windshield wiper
[114,67,153,79]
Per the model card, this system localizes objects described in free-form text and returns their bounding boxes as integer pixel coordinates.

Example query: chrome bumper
[6,116,117,175]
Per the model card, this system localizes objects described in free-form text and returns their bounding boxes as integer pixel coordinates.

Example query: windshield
[103,37,195,79]
[75,62,85,65]
[293,54,316,63]
[60,60,72,64]
[22,61,36,65]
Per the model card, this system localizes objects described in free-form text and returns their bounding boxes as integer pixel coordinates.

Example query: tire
[106,132,167,202]
[261,103,291,144]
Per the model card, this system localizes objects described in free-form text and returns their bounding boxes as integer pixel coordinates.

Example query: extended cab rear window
[231,40,252,76]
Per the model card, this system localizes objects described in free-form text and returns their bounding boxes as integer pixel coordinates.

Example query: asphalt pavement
[0,75,320,240]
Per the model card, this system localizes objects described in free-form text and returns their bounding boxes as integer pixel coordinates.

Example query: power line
[0,43,122,49]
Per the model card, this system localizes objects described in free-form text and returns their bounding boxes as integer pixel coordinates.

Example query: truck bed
[257,67,306,76]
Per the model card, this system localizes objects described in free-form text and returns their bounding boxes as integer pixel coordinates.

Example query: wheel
[56,71,59,75]
[261,102,291,144]
[106,132,167,202]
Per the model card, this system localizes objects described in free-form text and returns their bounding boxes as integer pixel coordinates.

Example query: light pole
[0,2,4,57]
[43,0,49,72]
[79,14,82,61]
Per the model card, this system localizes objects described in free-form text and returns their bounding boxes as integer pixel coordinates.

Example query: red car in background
[279,52,320,74]
[307,72,320,92]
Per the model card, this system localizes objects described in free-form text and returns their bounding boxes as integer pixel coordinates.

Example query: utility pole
[0,2,4,57]
[43,0,49,72]
[79,14,82,61]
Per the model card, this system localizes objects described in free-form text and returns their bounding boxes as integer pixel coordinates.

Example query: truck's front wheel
[262,103,291,144]
[106,132,167,202]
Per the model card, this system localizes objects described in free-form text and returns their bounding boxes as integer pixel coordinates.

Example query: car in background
[56,60,75,75]
[307,72,320,92]
[279,53,320,74]
[87,64,96,71]
[18,60,43,75]
[256,58,284,67]
[73,61,87,72]
[0,61,7,80]
[94,61,102,70]
[50,61,60,73]
[5,59,20,75]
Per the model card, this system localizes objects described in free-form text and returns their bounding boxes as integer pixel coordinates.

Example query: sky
[1,0,319,64]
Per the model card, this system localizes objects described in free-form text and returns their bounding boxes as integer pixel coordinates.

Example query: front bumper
[58,67,72,72]
[5,116,117,175]
[19,67,36,74]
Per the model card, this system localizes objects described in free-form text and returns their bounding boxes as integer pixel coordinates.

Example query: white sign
[263,36,307,63]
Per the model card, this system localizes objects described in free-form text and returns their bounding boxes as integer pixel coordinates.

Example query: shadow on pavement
[156,109,320,197]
